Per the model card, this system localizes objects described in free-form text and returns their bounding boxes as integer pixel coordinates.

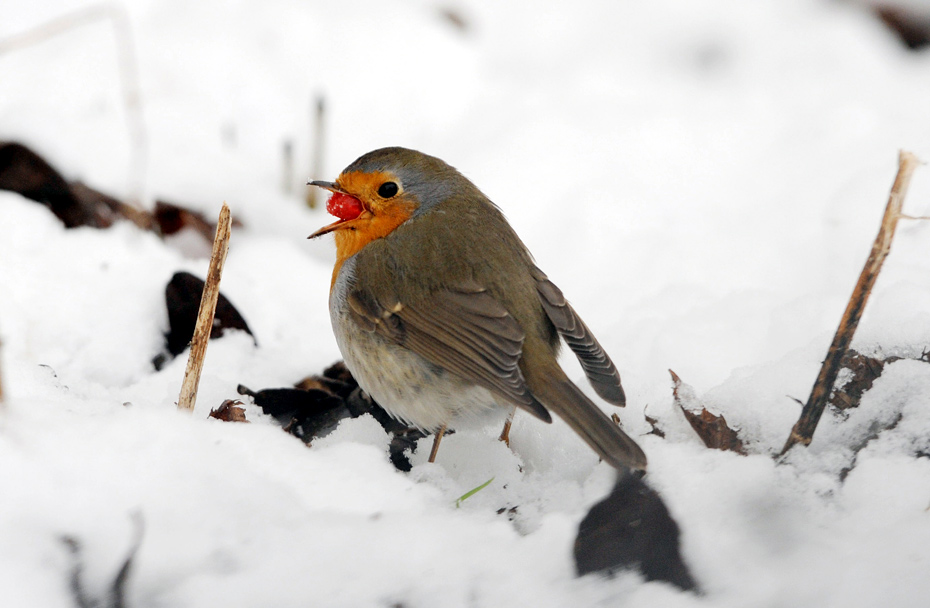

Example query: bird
[308,147,646,471]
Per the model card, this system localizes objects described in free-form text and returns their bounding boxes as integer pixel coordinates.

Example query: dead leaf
[0,141,240,237]
[209,399,248,422]
[0,141,113,228]
[670,369,745,455]
[644,413,666,439]
[241,362,429,472]
[153,200,242,240]
[829,350,900,410]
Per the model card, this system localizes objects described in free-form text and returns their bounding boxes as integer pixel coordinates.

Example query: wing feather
[347,283,552,423]
[532,267,626,406]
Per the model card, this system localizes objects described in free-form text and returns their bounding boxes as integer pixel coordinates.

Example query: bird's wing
[346,281,552,422]
[531,266,626,406]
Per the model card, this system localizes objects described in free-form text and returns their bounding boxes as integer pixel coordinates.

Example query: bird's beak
[307,180,341,192]
[308,218,346,239]
[307,179,364,239]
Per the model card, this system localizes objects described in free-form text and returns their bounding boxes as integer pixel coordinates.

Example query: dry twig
[780,151,921,455]
[177,203,232,412]
[305,95,326,209]
[282,139,294,195]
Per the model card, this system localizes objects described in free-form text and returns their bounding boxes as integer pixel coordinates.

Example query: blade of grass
[455,477,495,508]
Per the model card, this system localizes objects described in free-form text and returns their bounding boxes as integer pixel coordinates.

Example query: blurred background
[4,5,930,604]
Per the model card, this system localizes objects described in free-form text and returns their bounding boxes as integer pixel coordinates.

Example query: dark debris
[209,399,249,422]
[574,472,697,591]
[240,363,429,472]
[0,140,240,236]
[154,271,254,369]
[829,350,900,411]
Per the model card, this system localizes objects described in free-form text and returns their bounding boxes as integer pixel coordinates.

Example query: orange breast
[330,204,416,290]
[326,169,419,290]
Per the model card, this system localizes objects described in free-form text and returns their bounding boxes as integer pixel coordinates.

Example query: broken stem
[177,203,232,412]
[428,424,447,463]
[305,95,326,209]
[780,150,921,455]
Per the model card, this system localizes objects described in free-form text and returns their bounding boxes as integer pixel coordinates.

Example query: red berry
[326,192,364,221]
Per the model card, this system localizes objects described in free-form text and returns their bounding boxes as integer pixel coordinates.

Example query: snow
[3,0,930,605]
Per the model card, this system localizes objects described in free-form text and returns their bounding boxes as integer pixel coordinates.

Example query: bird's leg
[428,424,447,463]
[499,407,516,446]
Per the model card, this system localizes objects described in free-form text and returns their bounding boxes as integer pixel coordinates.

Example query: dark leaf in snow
[575,472,697,591]
[157,271,254,367]
[209,399,249,422]
[671,369,745,455]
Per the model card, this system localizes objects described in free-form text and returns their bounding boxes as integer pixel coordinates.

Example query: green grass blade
[455,477,495,508]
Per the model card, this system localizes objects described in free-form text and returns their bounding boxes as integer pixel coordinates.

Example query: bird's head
[307,147,468,250]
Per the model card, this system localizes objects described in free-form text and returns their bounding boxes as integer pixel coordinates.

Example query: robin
[308,147,646,471]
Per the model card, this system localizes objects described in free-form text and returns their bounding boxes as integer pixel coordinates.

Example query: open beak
[307,180,365,239]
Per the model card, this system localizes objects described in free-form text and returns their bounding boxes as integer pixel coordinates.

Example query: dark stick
[780,151,920,455]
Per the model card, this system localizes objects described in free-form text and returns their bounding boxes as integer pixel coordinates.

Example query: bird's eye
[377,182,399,198]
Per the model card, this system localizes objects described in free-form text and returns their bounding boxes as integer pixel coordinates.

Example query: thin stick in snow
[177,203,232,413]
[305,95,326,209]
[282,139,294,195]
[780,151,921,455]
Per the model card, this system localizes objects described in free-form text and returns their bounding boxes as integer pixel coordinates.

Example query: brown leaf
[829,350,899,410]
[0,141,114,228]
[209,399,248,422]
[670,369,745,455]
[643,413,666,439]
[0,141,243,237]
[294,373,356,400]
[322,361,355,385]
[153,200,244,241]
[70,181,153,230]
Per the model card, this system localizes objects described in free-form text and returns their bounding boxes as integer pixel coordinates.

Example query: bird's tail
[537,372,647,471]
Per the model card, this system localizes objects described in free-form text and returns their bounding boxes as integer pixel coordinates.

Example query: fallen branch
[177,203,232,412]
[780,150,921,455]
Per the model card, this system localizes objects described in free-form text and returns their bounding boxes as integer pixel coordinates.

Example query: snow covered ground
[3,0,930,605]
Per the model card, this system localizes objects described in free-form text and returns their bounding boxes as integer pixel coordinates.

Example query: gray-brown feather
[532,267,626,406]
[346,281,552,423]
[531,368,647,471]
